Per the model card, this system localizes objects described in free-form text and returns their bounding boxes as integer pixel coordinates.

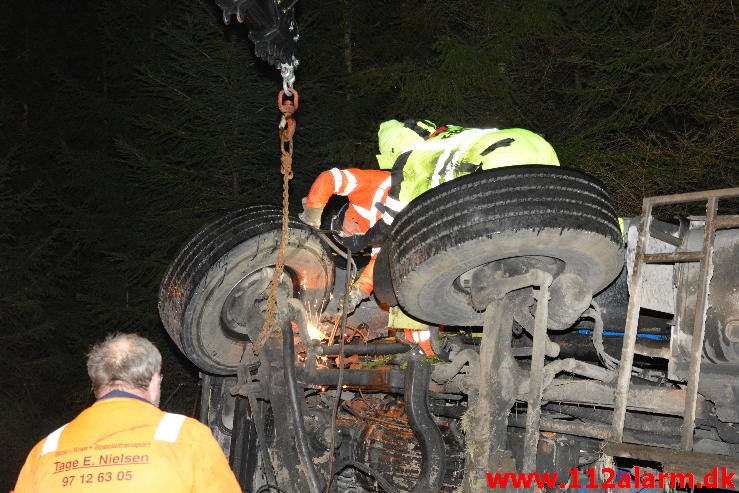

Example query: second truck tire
[158,206,334,374]
[386,166,624,326]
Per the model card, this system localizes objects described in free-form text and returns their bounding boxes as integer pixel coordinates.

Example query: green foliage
[308,0,736,213]
[545,1,737,213]
[358,354,393,369]
[124,12,276,206]
[421,354,443,365]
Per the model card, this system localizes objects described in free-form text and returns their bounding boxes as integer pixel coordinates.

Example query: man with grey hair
[13,333,242,493]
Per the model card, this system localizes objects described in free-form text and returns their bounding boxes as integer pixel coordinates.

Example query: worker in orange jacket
[300,167,391,314]
[13,333,242,493]
[299,168,435,355]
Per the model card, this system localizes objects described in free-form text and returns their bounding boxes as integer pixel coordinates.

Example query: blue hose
[577,329,668,341]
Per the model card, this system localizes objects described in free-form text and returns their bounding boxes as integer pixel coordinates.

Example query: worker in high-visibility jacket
[13,333,242,493]
[299,167,391,315]
[346,118,560,250]
[342,119,560,351]
[299,168,435,354]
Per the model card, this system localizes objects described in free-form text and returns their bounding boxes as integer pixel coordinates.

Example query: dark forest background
[0,0,736,487]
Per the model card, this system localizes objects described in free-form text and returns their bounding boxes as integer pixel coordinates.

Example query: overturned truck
[159,166,739,492]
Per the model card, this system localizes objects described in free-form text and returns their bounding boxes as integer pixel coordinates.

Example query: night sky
[1,0,736,488]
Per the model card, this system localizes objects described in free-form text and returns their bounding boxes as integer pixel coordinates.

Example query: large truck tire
[386,166,624,327]
[371,247,398,307]
[158,206,334,374]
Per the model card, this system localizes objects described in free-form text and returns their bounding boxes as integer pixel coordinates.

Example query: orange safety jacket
[13,395,241,493]
[304,168,390,295]
[304,168,391,232]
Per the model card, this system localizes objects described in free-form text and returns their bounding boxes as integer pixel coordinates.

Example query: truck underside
[159,167,739,492]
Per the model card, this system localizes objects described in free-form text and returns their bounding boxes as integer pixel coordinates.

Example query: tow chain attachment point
[280,61,298,96]
[278,88,299,144]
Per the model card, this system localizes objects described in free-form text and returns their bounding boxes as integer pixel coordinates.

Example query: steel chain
[253,89,298,354]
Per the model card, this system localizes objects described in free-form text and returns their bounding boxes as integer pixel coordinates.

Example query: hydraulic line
[405,360,446,493]
[249,395,277,488]
[282,303,323,493]
[324,246,353,493]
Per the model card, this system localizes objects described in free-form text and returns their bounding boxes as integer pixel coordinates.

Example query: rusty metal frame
[522,273,553,472]
[602,442,739,483]
[611,187,739,451]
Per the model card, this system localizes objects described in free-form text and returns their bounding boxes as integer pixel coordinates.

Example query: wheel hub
[221,267,293,341]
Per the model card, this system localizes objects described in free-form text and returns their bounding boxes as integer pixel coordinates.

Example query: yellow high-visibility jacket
[392,126,560,205]
[14,394,242,493]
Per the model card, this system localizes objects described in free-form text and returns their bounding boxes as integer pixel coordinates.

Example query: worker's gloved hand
[338,286,370,315]
[342,233,369,253]
[364,221,391,247]
[298,197,323,229]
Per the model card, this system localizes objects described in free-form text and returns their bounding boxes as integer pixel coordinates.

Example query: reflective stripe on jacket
[304,168,391,232]
[390,127,560,205]
[305,168,390,296]
[14,397,241,493]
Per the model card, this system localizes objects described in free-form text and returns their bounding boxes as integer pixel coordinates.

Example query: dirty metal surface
[297,366,406,393]
[522,273,552,473]
[462,297,520,492]
[542,381,705,417]
[603,441,739,489]
[680,196,718,450]
[344,398,465,492]
[612,187,739,447]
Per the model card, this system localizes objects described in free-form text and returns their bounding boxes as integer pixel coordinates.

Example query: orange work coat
[13,396,242,493]
[305,168,390,295]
